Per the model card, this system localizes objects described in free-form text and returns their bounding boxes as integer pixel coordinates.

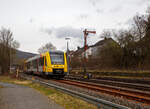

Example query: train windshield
[50,52,64,64]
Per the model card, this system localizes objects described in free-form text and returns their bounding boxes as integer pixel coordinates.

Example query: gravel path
[0,82,65,109]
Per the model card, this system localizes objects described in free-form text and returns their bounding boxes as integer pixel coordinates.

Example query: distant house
[71,38,116,59]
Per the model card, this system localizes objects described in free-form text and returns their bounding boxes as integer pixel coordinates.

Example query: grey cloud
[96,9,104,14]
[55,27,83,38]
[125,0,150,6]
[89,0,102,7]
[109,6,123,13]
[43,28,53,35]
[115,21,124,26]
[42,26,83,39]
[137,0,150,5]
[79,14,89,19]
[41,26,84,50]
[29,18,34,23]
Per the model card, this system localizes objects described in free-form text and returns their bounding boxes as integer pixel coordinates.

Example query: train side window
[33,60,37,68]
[39,58,41,66]
[39,57,44,66]
[27,62,32,69]
[31,61,32,68]
[27,62,30,69]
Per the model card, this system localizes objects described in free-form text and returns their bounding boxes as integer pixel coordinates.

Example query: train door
[27,61,32,73]
[30,61,33,73]
[32,59,37,74]
[37,59,39,73]
[43,56,47,72]
[39,57,44,74]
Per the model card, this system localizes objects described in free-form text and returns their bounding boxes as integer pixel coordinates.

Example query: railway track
[96,76,150,85]
[21,73,150,106]
[66,76,150,92]
[55,79,150,105]
[20,73,131,109]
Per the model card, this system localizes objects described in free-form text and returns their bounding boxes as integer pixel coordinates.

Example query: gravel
[0,82,65,109]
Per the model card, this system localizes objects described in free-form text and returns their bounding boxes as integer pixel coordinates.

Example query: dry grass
[71,69,150,79]
[0,75,97,109]
[13,80,32,85]
[48,91,97,109]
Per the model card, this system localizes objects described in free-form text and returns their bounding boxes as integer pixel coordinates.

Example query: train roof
[25,50,65,63]
[25,54,41,63]
[49,50,64,53]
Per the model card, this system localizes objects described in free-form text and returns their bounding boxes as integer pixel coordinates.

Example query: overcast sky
[0,0,149,53]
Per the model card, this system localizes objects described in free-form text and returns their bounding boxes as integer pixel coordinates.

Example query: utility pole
[65,37,70,75]
[9,42,11,73]
[83,29,96,76]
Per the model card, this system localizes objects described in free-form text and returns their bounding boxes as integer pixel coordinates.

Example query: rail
[21,75,130,109]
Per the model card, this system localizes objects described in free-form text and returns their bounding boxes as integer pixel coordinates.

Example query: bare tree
[0,27,20,73]
[131,14,146,41]
[100,29,112,39]
[12,40,20,49]
[38,42,56,53]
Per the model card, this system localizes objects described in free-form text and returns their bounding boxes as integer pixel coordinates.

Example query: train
[24,50,68,78]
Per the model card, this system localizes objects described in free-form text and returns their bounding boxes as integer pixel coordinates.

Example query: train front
[46,51,68,77]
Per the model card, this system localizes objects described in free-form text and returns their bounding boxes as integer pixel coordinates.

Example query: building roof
[91,38,114,47]
[72,38,115,57]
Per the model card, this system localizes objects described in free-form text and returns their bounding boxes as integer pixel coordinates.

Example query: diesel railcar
[24,50,68,78]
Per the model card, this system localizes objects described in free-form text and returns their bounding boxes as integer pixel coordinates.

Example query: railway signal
[83,29,96,76]
[65,37,71,75]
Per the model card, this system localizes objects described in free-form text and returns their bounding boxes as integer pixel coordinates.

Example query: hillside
[12,50,37,65]
[16,50,37,60]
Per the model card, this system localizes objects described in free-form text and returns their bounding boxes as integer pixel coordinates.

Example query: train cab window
[50,52,64,65]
